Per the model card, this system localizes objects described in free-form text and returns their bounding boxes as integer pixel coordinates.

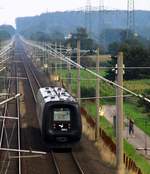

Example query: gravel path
[102,105,150,160]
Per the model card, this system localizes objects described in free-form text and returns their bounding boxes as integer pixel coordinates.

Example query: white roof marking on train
[39,87,76,103]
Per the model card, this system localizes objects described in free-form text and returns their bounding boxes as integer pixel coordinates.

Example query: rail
[71,151,85,174]
[22,54,41,102]
[50,150,85,174]
[16,58,21,174]
[51,151,61,174]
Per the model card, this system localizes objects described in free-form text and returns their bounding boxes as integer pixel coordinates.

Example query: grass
[124,141,150,174]
[59,69,150,135]
[124,102,150,136]
[124,79,150,93]
[58,68,115,100]
[83,101,150,174]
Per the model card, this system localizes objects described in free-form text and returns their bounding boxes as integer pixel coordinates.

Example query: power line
[77,95,133,100]
[85,0,92,36]
[21,37,150,104]
[127,0,135,38]
[98,0,105,43]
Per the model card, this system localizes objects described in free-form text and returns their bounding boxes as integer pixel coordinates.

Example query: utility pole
[67,42,71,93]
[116,52,124,174]
[95,48,100,141]
[77,39,81,105]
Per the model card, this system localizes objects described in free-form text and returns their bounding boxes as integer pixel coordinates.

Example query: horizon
[0,0,150,27]
[1,9,150,29]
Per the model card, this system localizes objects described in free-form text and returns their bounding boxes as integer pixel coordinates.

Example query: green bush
[81,86,95,98]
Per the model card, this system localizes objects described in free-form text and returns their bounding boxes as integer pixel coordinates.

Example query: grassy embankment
[82,100,150,174]
[58,69,150,174]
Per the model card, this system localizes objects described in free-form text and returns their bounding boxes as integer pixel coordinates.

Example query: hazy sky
[0,0,150,27]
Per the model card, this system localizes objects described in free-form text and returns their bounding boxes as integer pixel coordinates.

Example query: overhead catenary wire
[0,76,27,80]
[0,79,11,148]
[0,121,17,174]
[0,147,47,155]
[0,116,19,120]
[0,94,21,106]
[20,37,150,104]
[41,44,150,70]
[0,38,14,57]
[0,58,9,64]
[77,95,133,100]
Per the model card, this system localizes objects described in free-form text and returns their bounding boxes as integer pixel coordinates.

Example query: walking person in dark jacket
[129,119,134,137]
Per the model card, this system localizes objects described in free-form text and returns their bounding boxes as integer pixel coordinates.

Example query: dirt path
[102,105,150,160]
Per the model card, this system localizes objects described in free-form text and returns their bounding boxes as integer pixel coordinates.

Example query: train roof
[38,87,77,103]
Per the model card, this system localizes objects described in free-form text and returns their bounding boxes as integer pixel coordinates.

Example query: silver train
[36,87,82,146]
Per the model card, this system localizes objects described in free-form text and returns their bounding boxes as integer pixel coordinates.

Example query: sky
[0,0,150,27]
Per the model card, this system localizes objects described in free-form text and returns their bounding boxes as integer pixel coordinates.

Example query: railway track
[51,150,85,174]
[19,41,86,174]
[0,47,21,174]
[0,38,116,174]
[22,52,41,101]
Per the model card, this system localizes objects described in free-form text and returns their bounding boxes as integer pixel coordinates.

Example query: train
[36,87,82,147]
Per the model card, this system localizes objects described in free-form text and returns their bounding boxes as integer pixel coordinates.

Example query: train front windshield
[53,108,70,121]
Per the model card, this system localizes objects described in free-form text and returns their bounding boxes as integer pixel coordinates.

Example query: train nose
[56,137,68,142]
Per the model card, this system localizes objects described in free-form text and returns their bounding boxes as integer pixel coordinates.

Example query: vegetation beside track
[58,69,150,133]
[58,69,150,174]
[82,101,150,174]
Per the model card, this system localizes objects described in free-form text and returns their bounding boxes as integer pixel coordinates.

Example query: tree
[30,31,51,41]
[138,89,150,114]
[0,25,15,37]
[106,38,150,80]
[122,43,150,80]
[66,27,97,50]
[0,30,11,40]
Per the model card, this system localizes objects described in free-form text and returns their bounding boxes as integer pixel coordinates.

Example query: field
[124,79,150,93]
[58,68,115,100]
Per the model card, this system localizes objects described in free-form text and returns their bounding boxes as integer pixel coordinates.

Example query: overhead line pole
[77,39,81,105]
[95,48,100,141]
[116,52,124,174]
[55,42,58,76]
[59,42,62,85]
[67,42,71,93]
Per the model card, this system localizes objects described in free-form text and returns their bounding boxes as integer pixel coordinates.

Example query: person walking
[129,118,134,137]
